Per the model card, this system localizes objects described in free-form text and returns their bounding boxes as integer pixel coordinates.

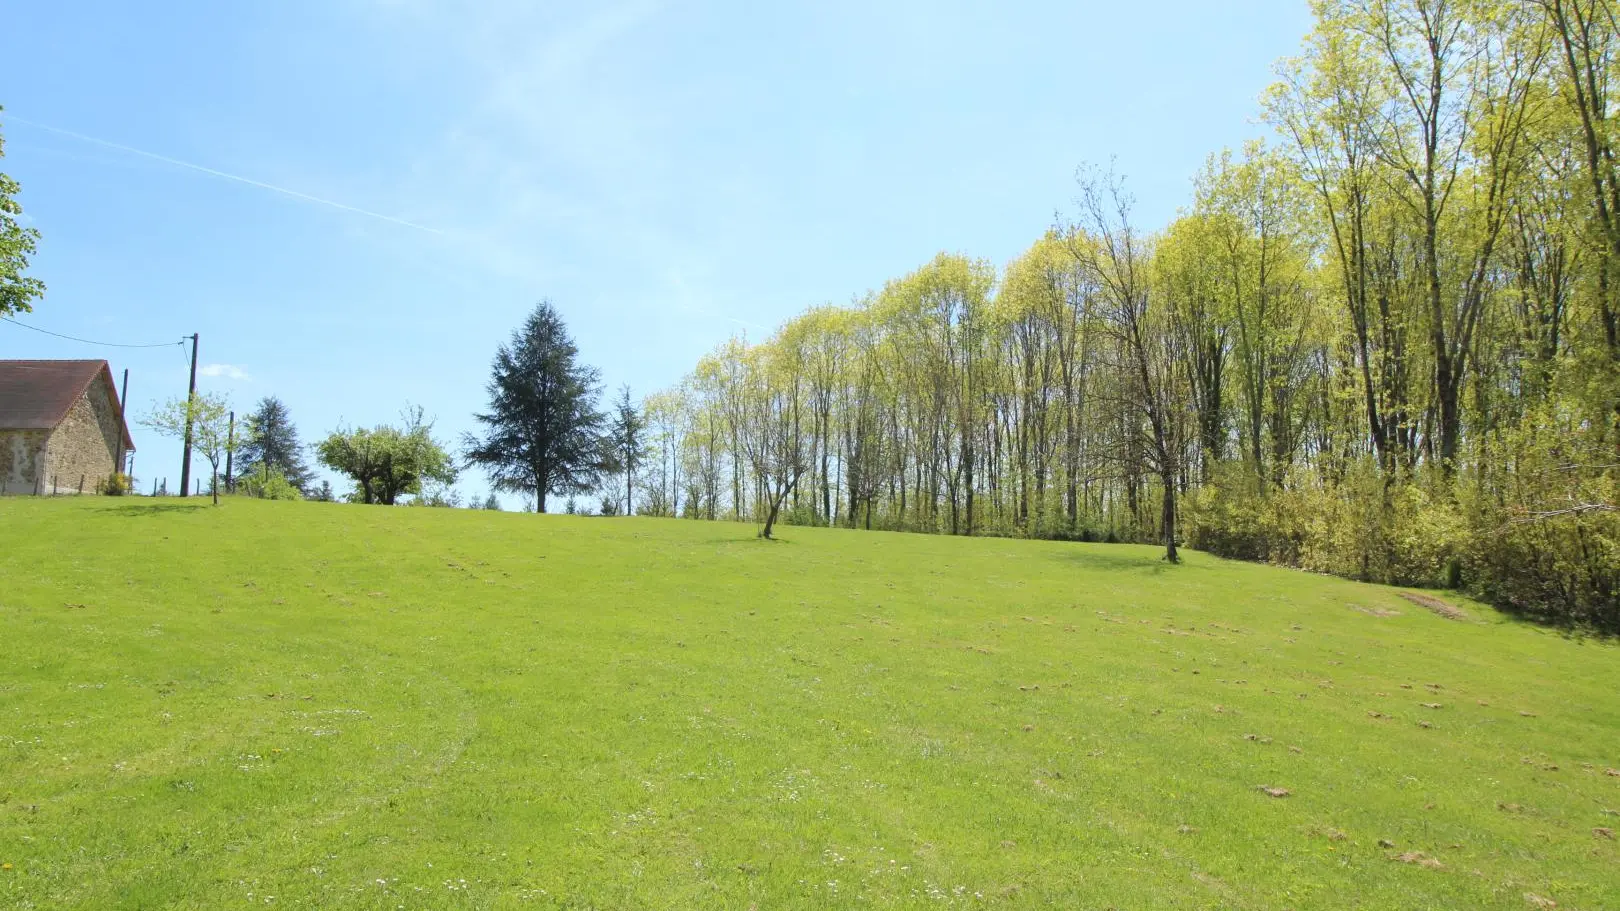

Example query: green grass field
[1,498,1616,909]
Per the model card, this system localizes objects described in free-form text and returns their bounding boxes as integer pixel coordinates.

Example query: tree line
[632,0,1620,628]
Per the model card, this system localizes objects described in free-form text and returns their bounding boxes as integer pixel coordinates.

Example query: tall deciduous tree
[722,341,810,539]
[1356,0,1547,472]
[1537,0,1620,362]
[143,393,231,505]
[1070,168,1183,563]
[464,301,606,513]
[0,107,45,317]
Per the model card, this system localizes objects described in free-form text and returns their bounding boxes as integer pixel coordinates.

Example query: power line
[1,317,185,349]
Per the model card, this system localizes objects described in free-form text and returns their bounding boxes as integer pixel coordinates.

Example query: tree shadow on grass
[97,501,212,518]
[696,534,794,546]
[1054,545,1203,576]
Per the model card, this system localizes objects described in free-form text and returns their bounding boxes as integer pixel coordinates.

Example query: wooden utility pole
[179,333,199,497]
[115,368,130,478]
[225,411,235,493]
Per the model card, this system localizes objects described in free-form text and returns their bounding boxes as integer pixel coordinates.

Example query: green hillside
[2,498,1616,909]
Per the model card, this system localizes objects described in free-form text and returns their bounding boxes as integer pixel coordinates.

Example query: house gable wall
[43,378,122,494]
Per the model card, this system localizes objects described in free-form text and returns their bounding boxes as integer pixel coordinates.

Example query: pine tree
[608,385,646,516]
[235,397,313,493]
[464,301,607,513]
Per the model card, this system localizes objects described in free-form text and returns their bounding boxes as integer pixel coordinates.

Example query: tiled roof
[0,360,135,449]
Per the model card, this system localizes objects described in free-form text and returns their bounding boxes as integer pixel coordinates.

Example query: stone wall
[43,378,123,495]
[0,429,48,495]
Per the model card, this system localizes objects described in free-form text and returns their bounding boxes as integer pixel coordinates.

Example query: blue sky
[3,0,1312,504]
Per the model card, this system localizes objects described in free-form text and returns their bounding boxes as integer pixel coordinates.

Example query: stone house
[0,360,136,495]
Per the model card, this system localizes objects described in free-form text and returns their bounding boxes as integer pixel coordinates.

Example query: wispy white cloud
[367,3,693,272]
[199,363,251,381]
[353,0,773,331]
[7,115,443,235]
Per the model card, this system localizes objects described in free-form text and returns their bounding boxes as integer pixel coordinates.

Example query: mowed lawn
[1,499,1617,910]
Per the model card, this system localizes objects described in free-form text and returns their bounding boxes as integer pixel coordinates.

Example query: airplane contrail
[7,115,443,235]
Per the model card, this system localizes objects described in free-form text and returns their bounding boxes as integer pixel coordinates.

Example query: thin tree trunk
[1161,473,1178,563]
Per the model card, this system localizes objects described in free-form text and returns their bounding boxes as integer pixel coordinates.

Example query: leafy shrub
[1385,481,1465,586]
[99,473,131,496]
[780,503,821,528]
[1184,467,1270,562]
[1186,460,1461,588]
[238,469,303,501]
[1457,406,1620,630]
